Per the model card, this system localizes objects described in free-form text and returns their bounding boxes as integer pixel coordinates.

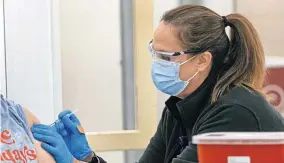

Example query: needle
[50,109,79,126]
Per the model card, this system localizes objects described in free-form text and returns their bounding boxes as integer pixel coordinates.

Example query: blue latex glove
[54,110,92,161]
[31,124,74,163]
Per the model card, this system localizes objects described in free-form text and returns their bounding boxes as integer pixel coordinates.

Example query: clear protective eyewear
[148,40,202,62]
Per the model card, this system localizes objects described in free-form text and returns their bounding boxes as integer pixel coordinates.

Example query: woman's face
[151,21,212,97]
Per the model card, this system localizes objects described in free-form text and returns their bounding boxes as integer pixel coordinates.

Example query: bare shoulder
[23,108,56,163]
[23,108,40,127]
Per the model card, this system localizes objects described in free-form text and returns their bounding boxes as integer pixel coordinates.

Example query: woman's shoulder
[216,86,269,108]
[212,86,274,119]
[205,86,284,132]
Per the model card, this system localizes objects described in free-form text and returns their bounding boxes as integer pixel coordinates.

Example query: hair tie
[222,16,228,27]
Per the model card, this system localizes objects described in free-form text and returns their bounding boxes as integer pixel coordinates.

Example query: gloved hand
[54,110,93,161]
[31,124,74,163]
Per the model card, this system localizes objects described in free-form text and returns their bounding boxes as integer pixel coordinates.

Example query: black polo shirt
[138,76,284,163]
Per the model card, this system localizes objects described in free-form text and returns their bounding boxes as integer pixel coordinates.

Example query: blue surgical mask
[151,56,199,96]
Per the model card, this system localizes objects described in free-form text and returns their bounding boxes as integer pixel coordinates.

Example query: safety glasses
[148,40,202,62]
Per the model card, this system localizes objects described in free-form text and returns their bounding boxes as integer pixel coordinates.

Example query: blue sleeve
[6,99,30,127]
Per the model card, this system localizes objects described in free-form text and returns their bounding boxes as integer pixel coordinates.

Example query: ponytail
[211,13,266,102]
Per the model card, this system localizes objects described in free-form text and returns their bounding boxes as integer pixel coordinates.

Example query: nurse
[31,4,284,163]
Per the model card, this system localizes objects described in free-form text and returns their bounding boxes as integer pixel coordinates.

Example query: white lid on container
[192,132,284,145]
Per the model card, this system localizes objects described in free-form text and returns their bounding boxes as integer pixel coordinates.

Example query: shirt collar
[165,75,217,128]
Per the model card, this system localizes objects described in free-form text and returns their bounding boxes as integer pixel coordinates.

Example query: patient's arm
[24,109,88,163]
[23,108,56,163]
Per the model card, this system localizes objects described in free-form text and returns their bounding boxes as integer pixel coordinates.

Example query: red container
[192,132,284,163]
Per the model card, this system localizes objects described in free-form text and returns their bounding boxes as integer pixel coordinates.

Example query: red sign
[264,67,284,115]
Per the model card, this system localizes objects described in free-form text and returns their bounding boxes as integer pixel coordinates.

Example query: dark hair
[161,5,266,102]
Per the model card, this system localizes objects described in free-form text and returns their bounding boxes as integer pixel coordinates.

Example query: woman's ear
[197,51,212,72]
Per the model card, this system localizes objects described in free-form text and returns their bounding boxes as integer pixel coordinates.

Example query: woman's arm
[23,108,56,163]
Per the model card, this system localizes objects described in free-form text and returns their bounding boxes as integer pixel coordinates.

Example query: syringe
[50,109,79,126]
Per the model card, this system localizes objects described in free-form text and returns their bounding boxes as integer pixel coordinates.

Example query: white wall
[202,0,234,16]
[237,0,284,57]
[59,0,123,133]
[4,0,57,124]
[59,0,124,162]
